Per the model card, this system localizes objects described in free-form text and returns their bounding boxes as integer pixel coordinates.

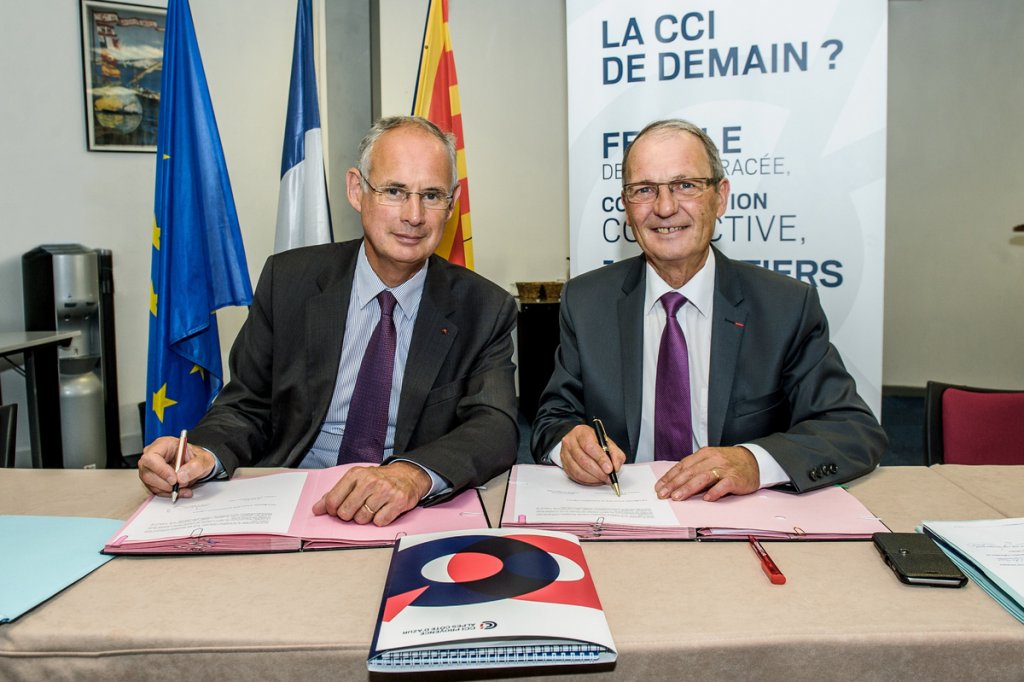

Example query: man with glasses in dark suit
[139,116,518,526]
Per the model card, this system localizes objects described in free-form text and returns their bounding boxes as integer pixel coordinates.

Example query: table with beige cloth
[929,463,1024,518]
[1,466,1023,681]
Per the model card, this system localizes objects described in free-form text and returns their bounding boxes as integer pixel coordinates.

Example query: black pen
[171,429,187,504]
[591,418,620,496]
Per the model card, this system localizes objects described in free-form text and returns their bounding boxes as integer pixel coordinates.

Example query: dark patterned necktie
[654,292,692,460]
[337,291,397,464]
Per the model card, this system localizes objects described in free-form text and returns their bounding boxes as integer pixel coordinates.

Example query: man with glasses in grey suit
[532,119,886,502]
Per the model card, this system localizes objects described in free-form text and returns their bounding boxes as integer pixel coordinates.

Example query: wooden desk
[0,331,78,468]
[1,466,1022,681]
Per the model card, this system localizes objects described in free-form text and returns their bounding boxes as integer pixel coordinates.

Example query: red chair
[925,381,1024,465]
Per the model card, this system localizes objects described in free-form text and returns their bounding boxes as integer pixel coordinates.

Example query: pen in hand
[171,429,187,504]
[591,418,621,497]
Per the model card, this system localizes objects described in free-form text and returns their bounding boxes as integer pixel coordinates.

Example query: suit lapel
[708,248,746,446]
[304,245,357,440]
[394,257,456,453]
[618,258,646,458]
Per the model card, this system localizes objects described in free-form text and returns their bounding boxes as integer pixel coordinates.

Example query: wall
[0,0,293,463]
[885,0,1024,389]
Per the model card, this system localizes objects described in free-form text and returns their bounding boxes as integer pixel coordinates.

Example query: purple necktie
[337,291,397,464]
[654,292,692,461]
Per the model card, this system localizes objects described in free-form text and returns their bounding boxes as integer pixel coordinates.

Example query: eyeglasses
[622,178,717,204]
[359,171,452,210]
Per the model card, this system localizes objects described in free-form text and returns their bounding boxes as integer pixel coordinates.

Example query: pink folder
[104,465,488,554]
[501,463,888,540]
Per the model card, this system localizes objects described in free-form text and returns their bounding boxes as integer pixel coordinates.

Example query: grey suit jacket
[530,247,886,492]
[188,239,518,499]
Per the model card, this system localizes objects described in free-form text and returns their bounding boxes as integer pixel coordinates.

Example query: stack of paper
[922,518,1024,624]
[501,463,888,540]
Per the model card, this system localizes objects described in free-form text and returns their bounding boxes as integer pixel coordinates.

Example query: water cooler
[23,245,122,468]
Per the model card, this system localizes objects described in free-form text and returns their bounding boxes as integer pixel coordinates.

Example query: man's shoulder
[716,248,814,299]
[270,240,358,268]
[261,241,359,290]
[563,255,644,300]
[428,255,514,305]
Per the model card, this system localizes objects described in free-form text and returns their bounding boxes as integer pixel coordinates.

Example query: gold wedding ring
[363,503,378,514]
[711,468,721,481]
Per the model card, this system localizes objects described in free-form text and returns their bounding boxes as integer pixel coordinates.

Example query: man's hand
[137,436,216,499]
[312,461,431,527]
[558,424,626,487]
[655,446,760,501]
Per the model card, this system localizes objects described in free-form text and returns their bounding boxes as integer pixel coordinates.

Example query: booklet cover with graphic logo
[367,528,617,672]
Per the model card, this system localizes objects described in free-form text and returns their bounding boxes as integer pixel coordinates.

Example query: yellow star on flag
[152,383,177,423]
[149,280,158,316]
[190,364,206,380]
[152,217,161,250]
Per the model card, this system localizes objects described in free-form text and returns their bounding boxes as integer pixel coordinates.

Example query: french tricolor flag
[275,0,332,253]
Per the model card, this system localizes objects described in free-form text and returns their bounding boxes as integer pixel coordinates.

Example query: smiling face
[345,124,459,287]
[622,130,730,289]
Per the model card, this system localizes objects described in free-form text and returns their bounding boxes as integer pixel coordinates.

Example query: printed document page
[509,464,678,526]
[925,518,1024,599]
[117,471,307,540]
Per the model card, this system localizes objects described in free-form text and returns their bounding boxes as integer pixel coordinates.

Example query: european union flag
[146,0,253,442]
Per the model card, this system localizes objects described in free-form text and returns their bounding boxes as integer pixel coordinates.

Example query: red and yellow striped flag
[412,0,473,269]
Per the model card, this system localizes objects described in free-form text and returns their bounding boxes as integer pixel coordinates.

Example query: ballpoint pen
[171,429,187,504]
[749,535,786,585]
[591,418,621,497]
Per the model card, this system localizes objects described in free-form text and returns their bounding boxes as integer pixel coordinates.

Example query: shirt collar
[354,242,428,320]
[644,248,716,319]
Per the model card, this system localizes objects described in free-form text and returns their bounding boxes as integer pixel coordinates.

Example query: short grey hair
[357,116,458,190]
[622,119,725,184]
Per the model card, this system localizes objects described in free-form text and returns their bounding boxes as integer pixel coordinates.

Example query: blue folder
[0,515,123,623]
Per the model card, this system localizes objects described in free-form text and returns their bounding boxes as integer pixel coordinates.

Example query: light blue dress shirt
[300,245,424,468]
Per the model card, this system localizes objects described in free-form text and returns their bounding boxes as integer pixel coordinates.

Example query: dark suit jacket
[530,247,886,492]
[189,239,518,499]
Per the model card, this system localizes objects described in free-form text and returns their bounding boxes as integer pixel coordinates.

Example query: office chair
[924,381,1024,465]
[1,403,17,468]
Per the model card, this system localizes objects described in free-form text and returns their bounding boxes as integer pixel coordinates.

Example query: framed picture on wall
[79,0,166,152]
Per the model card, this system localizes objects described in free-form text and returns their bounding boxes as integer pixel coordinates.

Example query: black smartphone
[872,532,967,588]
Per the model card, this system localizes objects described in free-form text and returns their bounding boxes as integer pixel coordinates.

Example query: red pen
[749,536,786,585]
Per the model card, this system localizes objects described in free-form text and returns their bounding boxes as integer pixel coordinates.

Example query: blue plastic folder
[0,515,123,623]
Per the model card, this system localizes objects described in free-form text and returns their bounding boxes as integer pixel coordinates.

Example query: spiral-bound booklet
[367,528,617,672]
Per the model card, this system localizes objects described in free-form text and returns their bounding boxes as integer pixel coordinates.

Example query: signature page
[105,472,307,552]
[503,464,679,533]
